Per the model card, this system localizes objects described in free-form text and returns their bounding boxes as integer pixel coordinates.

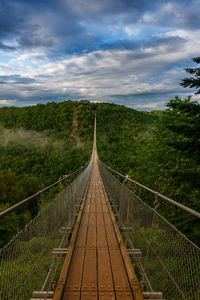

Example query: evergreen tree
[180,57,200,94]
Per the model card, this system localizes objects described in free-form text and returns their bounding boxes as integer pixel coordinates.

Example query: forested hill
[0,98,200,247]
[0,100,155,246]
[96,97,200,246]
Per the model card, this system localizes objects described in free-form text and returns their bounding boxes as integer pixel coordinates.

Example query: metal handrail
[0,162,89,218]
[101,161,200,219]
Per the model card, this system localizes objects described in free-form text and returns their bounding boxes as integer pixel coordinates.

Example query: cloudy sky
[0,0,200,110]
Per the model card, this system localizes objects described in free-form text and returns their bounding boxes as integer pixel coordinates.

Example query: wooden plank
[75,224,88,248]
[102,204,108,212]
[104,224,118,248]
[103,213,112,225]
[99,292,116,300]
[84,204,90,213]
[109,249,131,292]
[81,212,89,225]
[107,200,143,299]
[95,197,102,204]
[98,249,114,291]
[82,248,97,291]
[97,213,104,225]
[86,217,96,248]
[103,186,144,300]
[75,210,89,248]
[62,292,80,300]
[97,222,107,248]
[116,292,134,300]
[90,204,96,213]
[88,213,96,225]
[80,292,97,300]
[65,249,85,291]
[96,204,103,212]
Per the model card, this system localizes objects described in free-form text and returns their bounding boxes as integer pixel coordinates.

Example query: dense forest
[0,100,94,246]
[0,98,200,247]
[96,97,200,246]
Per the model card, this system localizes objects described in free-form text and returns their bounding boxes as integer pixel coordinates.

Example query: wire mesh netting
[0,162,92,300]
[99,161,200,300]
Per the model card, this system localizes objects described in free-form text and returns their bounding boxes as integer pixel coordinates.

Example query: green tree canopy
[180,57,200,94]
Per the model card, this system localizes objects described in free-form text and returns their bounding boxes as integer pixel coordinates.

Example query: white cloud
[0,25,199,107]
[124,25,141,36]
[190,94,200,102]
[132,101,166,109]
[0,99,16,106]
[0,46,188,103]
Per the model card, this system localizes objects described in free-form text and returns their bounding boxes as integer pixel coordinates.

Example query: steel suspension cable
[101,161,200,219]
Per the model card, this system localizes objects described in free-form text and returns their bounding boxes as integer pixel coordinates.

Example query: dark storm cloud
[0,0,100,53]
[0,0,199,54]
[0,1,23,38]
[0,0,55,48]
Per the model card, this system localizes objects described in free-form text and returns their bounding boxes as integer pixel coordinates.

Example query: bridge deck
[53,118,143,300]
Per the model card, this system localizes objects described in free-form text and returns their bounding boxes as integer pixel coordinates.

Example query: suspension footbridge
[52,116,144,300]
[0,115,200,300]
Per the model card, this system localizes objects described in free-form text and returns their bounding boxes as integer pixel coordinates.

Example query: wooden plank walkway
[53,117,143,300]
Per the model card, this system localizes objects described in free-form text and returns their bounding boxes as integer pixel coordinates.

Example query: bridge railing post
[65,175,74,227]
[119,175,129,226]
